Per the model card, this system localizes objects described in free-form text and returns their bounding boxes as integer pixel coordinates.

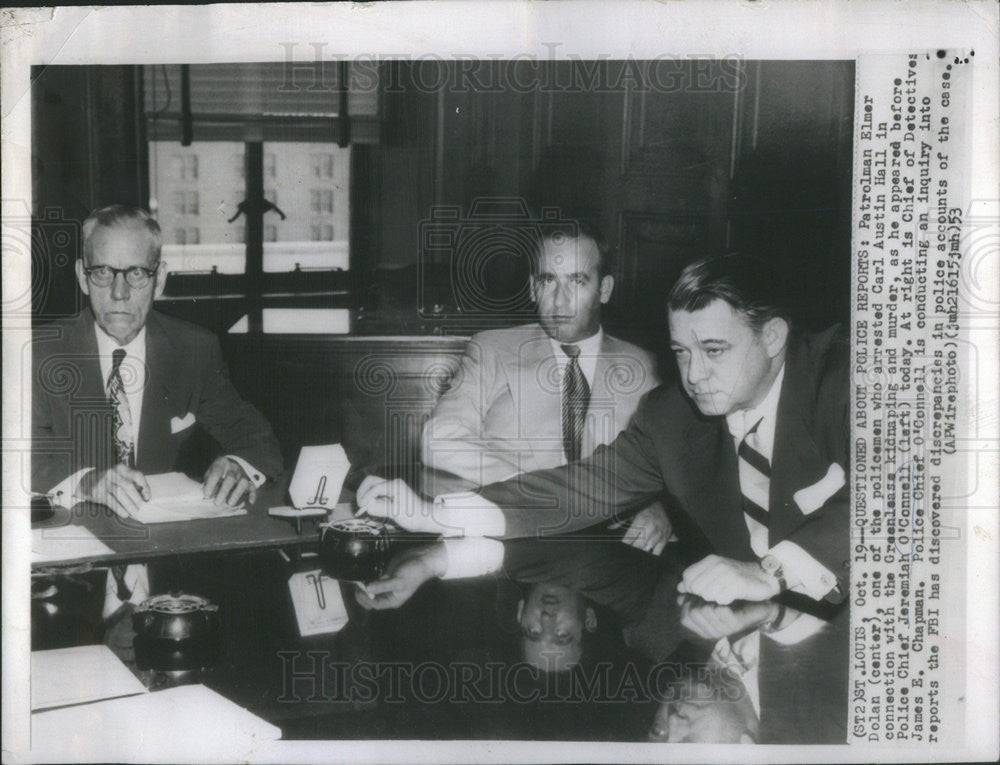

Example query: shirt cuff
[48,468,93,507]
[226,455,266,487]
[433,492,507,537]
[441,538,505,579]
[769,540,840,601]
[765,609,827,645]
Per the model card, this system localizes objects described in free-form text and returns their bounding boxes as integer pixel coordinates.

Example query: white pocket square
[793,463,846,515]
[170,412,196,434]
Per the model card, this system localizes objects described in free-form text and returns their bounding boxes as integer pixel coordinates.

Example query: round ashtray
[318,518,391,582]
[132,593,221,672]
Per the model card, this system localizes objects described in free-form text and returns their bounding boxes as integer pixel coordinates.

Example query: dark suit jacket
[32,309,283,493]
[480,326,850,601]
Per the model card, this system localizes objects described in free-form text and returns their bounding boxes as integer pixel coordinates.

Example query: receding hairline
[82,214,162,266]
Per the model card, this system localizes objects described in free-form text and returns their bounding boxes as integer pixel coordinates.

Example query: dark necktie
[561,344,590,463]
[108,348,137,601]
[738,417,771,534]
[107,348,136,468]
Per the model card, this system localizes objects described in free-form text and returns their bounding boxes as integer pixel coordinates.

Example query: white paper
[288,444,351,511]
[130,472,247,524]
[30,684,281,760]
[31,526,115,565]
[31,646,147,711]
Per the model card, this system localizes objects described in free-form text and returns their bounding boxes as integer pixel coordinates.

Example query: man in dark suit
[33,205,283,617]
[359,253,848,611]
[31,205,282,516]
[33,204,282,516]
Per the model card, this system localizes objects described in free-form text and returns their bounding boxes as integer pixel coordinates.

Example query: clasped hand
[356,476,440,534]
[677,554,781,605]
[677,593,779,640]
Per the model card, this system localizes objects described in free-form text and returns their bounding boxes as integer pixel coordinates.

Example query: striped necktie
[107,348,136,468]
[561,343,590,463]
[107,348,136,602]
[738,417,771,550]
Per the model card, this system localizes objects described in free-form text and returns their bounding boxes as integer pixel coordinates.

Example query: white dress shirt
[724,363,839,601]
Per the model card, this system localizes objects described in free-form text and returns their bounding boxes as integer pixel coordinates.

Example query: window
[174,227,200,245]
[311,224,334,241]
[143,62,375,332]
[172,190,199,215]
[310,189,334,214]
[311,153,334,178]
[172,154,199,181]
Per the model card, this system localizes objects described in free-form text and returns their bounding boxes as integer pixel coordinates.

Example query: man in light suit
[421,221,670,553]
[32,204,282,613]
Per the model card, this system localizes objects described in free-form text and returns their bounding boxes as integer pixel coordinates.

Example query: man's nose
[553,282,573,312]
[110,272,130,300]
[685,352,708,386]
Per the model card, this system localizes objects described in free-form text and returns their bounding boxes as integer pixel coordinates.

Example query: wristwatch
[760,554,788,593]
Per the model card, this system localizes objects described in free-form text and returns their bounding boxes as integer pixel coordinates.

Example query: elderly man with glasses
[32,204,282,615]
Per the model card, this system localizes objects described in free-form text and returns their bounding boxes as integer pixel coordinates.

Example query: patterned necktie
[561,344,590,463]
[107,348,136,468]
[738,416,771,554]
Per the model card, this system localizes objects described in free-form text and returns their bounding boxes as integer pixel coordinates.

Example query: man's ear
[761,316,789,359]
[598,274,614,304]
[585,606,597,632]
[517,599,524,623]
[153,260,168,300]
[75,259,91,296]
[528,275,538,304]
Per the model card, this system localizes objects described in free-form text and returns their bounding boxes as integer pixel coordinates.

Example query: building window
[310,189,334,214]
[311,153,334,178]
[311,224,334,241]
[171,190,199,215]
[172,154,199,181]
[264,152,276,178]
[264,225,277,243]
[264,189,277,204]
[175,227,200,245]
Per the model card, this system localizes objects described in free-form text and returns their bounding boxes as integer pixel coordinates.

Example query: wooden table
[31,477,330,568]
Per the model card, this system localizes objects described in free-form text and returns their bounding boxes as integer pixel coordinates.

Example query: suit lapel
[513,326,564,466]
[70,311,110,404]
[585,334,614,454]
[769,337,826,543]
[137,313,183,470]
[678,417,754,561]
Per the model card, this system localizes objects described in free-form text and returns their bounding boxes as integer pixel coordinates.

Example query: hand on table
[203,456,257,507]
[678,554,780,605]
[677,594,779,641]
[354,543,448,611]
[77,465,150,518]
[356,476,441,534]
[622,502,671,556]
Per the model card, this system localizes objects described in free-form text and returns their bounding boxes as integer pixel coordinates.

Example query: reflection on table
[30,469,847,747]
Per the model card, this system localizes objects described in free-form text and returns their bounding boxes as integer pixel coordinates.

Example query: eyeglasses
[83,264,159,288]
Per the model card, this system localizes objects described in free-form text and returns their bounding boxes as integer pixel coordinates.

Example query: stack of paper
[31,684,281,760]
[31,645,148,711]
[131,472,247,524]
[31,525,115,564]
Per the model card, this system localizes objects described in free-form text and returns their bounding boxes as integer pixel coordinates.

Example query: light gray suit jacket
[421,323,659,488]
